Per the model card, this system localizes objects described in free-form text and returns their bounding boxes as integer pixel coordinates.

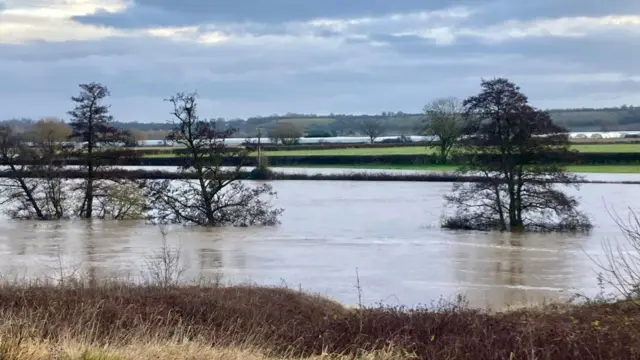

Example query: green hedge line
[255,153,640,166]
[131,142,429,155]
[6,152,640,167]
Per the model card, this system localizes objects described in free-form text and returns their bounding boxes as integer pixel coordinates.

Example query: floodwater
[0,178,638,309]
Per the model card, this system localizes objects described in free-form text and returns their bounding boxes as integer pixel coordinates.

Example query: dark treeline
[3,106,640,140]
[0,169,637,186]
[13,151,637,167]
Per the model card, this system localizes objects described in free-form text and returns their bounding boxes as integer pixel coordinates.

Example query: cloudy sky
[1,0,639,122]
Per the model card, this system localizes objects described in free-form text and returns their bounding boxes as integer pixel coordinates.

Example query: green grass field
[139,143,640,159]
[256,144,640,156]
[275,164,640,173]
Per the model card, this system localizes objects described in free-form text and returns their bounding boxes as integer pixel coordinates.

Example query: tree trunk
[493,183,507,231]
[15,174,44,219]
[440,144,447,164]
[85,124,94,219]
[199,176,214,225]
[508,197,524,231]
[86,164,93,218]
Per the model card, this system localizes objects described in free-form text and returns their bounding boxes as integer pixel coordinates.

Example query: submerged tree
[68,82,133,219]
[442,78,591,232]
[422,97,467,163]
[146,92,282,226]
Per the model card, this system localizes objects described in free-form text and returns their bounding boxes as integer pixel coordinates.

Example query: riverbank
[0,281,637,360]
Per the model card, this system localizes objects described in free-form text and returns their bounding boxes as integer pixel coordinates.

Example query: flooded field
[0,178,637,309]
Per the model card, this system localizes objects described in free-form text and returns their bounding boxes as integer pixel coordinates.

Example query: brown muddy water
[0,179,637,309]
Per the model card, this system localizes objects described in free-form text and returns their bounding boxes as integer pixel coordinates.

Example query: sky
[1,0,639,122]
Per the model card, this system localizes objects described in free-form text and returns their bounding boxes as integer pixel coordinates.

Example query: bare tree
[146,91,283,226]
[423,97,467,162]
[269,121,303,145]
[0,125,70,219]
[28,118,73,219]
[0,126,45,218]
[68,82,132,218]
[442,78,591,232]
[360,118,385,143]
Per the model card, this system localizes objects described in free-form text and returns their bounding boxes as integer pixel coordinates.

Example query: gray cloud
[364,28,640,77]
[72,0,640,29]
[1,0,640,121]
[1,22,639,122]
[472,0,640,25]
[73,0,469,28]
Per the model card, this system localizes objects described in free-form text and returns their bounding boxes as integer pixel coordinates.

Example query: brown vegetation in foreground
[0,282,639,360]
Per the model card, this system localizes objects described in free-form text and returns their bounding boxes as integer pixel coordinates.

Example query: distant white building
[569,131,640,139]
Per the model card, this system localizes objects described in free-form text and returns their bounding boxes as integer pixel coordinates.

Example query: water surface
[0,180,637,309]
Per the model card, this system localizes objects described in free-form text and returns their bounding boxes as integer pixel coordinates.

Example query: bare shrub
[141,228,187,287]
[94,181,147,220]
[591,207,640,302]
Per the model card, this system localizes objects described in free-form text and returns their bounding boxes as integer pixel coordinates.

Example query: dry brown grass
[0,281,638,360]
[0,341,408,360]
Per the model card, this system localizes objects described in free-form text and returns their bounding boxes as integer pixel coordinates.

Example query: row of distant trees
[0,83,282,226]
[265,118,386,144]
[5,105,639,144]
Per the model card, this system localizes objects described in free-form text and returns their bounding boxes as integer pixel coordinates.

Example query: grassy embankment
[263,144,640,156]
[0,280,639,360]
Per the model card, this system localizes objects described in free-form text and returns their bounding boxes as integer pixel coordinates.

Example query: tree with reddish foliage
[443,78,591,232]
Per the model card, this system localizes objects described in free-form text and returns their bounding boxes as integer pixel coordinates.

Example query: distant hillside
[549,106,640,132]
[3,106,639,138]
